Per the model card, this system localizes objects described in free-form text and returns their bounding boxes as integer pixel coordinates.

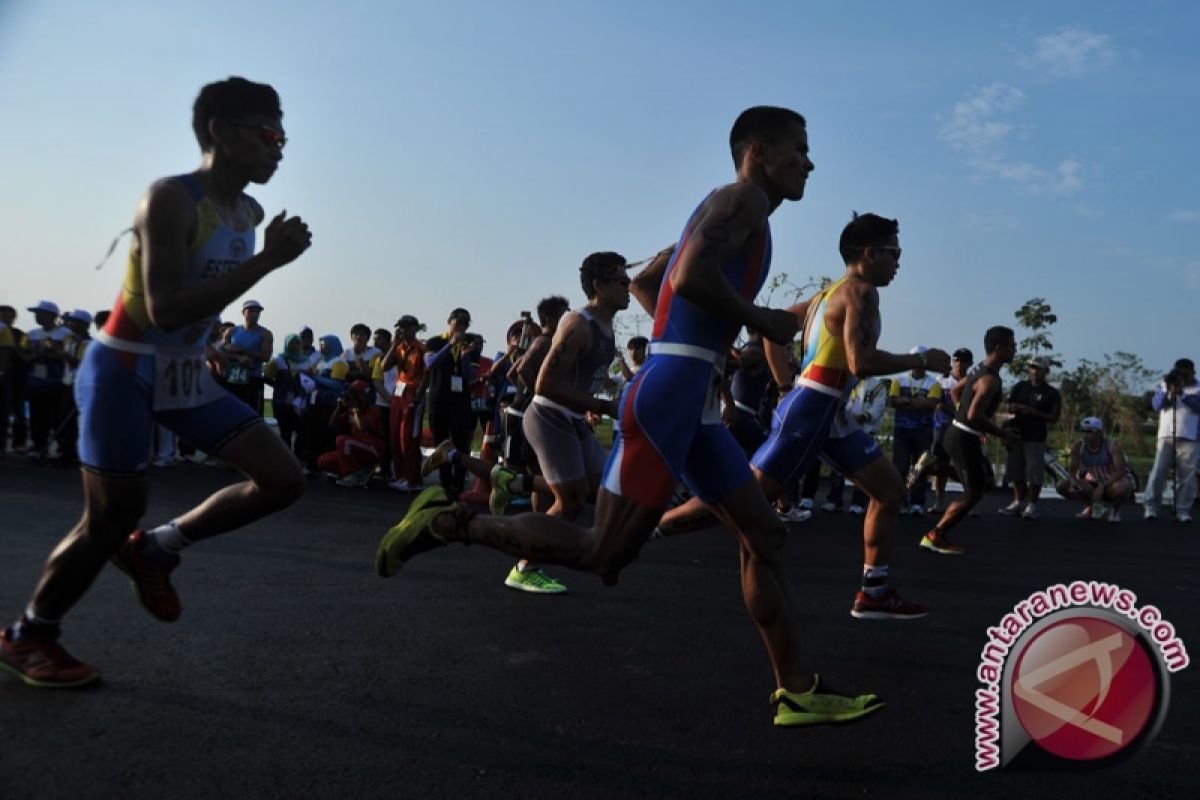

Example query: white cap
[1080,416,1103,432]
[64,309,93,325]
[909,344,929,355]
[242,299,264,311]
[27,300,59,316]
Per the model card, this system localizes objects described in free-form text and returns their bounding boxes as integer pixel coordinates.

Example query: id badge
[153,350,218,411]
[394,380,407,397]
[450,375,464,393]
[32,364,48,381]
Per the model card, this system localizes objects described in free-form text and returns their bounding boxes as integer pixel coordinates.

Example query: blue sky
[1,0,1196,383]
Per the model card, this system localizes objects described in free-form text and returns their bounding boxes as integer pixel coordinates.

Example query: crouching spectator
[1056,416,1136,523]
[317,380,385,487]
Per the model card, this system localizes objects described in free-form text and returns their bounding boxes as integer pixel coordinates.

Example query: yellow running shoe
[771,675,884,727]
[376,486,456,577]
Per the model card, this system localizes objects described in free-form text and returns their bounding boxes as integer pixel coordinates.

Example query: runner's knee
[255,464,305,509]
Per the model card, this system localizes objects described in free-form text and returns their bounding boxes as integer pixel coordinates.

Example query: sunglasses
[231,121,287,149]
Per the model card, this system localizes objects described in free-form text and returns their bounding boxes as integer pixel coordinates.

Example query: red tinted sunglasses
[231,121,287,149]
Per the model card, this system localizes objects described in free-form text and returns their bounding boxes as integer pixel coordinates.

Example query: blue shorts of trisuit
[751,384,883,486]
[602,346,752,510]
[74,341,262,476]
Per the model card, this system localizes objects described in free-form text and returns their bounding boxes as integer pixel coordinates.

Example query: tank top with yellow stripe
[98,174,263,355]
[796,275,865,398]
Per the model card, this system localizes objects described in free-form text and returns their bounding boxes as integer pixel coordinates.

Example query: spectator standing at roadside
[341,323,380,381]
[1143,358,1200,522]
[424,308,478,497]
[22,301,74,461]
[221,300,272,415]
[997,356,1062,520]
[0,305,16,451]
[382,315,427,491]
[888,345,941,514]
[264,333,312,453]
[299,335,349,472]
[1,306,30,452]
[53,310,94,466]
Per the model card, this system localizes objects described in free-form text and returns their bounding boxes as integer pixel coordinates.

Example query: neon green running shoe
[771,675,884,727]
[421,439,455,478]
[489,464,517,515]
[504,566,567,594]
[376,486,457,577]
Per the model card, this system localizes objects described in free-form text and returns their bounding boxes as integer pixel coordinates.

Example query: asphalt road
[1,459,1197,800]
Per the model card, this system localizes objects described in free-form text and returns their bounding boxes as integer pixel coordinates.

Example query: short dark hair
[192,77,282,152]
[350,323,371,337]
[838,212,899,264]
[1174,358,1195,372]
[984,326,1015,354]
[374,328,391,339]
[952,347,974,363]
[536,295,570,326]
[729,106,807,168]
[93,310,111,329]
[627,336,649,351]
[580,252,627,299]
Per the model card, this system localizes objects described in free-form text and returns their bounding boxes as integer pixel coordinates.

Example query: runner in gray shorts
[524,395,609,485]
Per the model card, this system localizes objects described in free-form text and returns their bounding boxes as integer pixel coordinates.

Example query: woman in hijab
[264,333,312,452]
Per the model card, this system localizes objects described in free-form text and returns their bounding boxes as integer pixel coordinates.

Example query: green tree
[1056,351,1154,455]
[1011,297,1059,377]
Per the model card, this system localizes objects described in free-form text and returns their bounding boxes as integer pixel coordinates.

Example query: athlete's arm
[1108,441,1128,487]
[140,180,311,332]
[534,312,614,417]
[841,282,950,377]
[1067,442,1083,484]
[515,336,551,393]
[254,329,273,366]
[668,184,796,343]
[762,300,807,387]
[629,244,677,317]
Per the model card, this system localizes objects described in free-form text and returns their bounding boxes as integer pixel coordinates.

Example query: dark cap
[396,315,421,328]
[952,348,974,362]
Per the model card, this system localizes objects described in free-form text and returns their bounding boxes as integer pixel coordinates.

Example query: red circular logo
[1011,617,1156,761]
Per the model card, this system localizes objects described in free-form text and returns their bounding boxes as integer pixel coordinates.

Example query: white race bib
[393,380,408,397]
[700,359,725,425]
[153,351,218,411]
[450,375,464,393]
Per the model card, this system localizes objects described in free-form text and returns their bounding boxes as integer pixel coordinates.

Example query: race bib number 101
[154,352,217,411]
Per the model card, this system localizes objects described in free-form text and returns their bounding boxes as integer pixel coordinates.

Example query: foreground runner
[919,326,1018,554]
[0,77,311,688]
[658,213,948,620]
[378,106,882,727]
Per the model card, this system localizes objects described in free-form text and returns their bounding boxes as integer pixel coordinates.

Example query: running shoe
[919,532,966,555]
[489,464,517,515]
[388,479,421,492]
[908,506,925,517]
[1021,504,1039,520]
[111,530,181,622]
[899,505,911,515]
[850,590,929,620]
[1092,502,1110,520]
[504,566,567,594]
[771,675,884,727]
[336,469,372,487]
[1143,506,1157,521]
[798,498,814,511]
[998,501,1022,516]
[1108,509,1122,524]
[1075,506,1094,519]
[777,506,812,523]
[0,628,101,689]
[376,486,456,577]
[1177,511,1193,523]
[421,439,455,478]
[821,502,841,513]
[848,504,865,515]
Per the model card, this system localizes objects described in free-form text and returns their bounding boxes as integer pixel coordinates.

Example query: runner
[659,212,948,620]
[0,77,311,688]
[919,326,1019,555]
[378,106,883,727]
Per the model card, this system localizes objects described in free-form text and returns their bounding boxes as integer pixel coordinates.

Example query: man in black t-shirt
[998,356,1061,519]
[423,308,480,496]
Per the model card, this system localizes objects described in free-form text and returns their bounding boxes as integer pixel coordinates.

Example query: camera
[1165,369,1184,388]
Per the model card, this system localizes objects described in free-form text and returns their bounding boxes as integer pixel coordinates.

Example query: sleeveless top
[797,275,878,400]
[651,191,772,357]
[99,174,263,355]
[571,308,616,394]
[230,325,266,378]
[954,363,1002,434]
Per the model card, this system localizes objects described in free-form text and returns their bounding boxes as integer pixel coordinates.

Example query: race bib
[227,363,250,385]
[450,375,464,393]
[154,351,218,411]
[393,380,407,397]
[700,360,724,425]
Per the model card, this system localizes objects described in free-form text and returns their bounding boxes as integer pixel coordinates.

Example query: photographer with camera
[316,379,386,487]
[423,308,480,496]
[1143,358,1200,522]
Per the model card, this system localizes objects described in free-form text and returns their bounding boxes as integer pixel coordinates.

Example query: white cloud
[1028,27,1115,77]
[939,85,1084,194]
[1170,210,1200,222]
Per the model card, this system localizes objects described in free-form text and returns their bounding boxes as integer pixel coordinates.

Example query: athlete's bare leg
[168,424,304,542]
[26,471,148,621]
[845,455,904,568]
[658,466,786,535]
[931,487,985,533]
[457,451,552,497]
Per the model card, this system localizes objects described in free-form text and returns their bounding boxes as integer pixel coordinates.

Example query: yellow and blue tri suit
[76,174,265,475]
[752,276,884,484]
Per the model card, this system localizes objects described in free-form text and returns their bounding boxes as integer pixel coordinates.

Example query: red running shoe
[851,589,929,620]
[111,530,181,622]
[0,628,101,688]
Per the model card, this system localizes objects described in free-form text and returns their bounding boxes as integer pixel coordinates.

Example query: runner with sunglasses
[1,77,312,688]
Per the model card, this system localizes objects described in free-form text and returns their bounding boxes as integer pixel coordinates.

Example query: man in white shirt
[1143,358,1200,522]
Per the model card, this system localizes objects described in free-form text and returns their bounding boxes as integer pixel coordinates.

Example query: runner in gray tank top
[510,252,630,592]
